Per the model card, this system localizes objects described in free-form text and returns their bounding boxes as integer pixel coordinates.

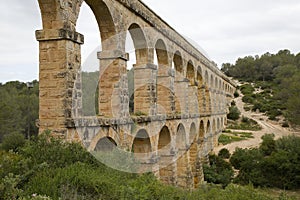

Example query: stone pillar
[174,79,189,115]
[158,150,176,185]
[97,50,129,118]
[176,147,192,188]
[157,68,175,115]
[36,28,84,136]
[188,85,198,115]
[133,64,157,116]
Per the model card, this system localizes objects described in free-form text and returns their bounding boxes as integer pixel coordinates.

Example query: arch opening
[173,51,183,81]
[187,61,195,86]
[132,129,152,158]
[94,136,117,152]
[158,126,174,184]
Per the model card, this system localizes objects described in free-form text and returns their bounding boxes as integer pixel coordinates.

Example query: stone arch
[205,70,209,85]
[176,123,187,149]
[197,66,205,113]
[132,129,152,158]
[126,23,149,115]
[155,39,169,75]
[210,74,214,88]
[199,120,205,142]
[211,119,216,150]
[212,118,216,133]
[158,126,174,185]
[158,126,172,152]
[173,51,183,81]
[198,120,207,164]
[197,66,203,86]
[189,122,197,144]
[186,60,195,86]
[94,136,117,152]
[127,23,148,64]
[155,39,172,114]
[84,0,118,50]
[176,123,189,187]
[173,51,184,114]
[189,122,198,187]
[206,120,211,139]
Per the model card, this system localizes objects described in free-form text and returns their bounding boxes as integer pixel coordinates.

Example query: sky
[0,0,300,83]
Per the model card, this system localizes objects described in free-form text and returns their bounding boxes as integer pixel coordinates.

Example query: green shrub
[242,95,255,104]
[218,148,231,159]
[21,132,98,168]
[240,84,255,95]
[227,106,240,121]
[203,154,234,188]
[234,90,239,98]
[1,132,25,152]
[260,134,276,156]
[230,135,300,189]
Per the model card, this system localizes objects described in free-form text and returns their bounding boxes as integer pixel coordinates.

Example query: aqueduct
[36,0,236,188]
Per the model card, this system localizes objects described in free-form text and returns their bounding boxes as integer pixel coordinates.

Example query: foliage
[260,134,276,156]
[230,135,300,189]
[1,132,26,152]
[228,118,261,131]
[218,148,231,159]
[0,81,39,141]
[218,134,245,145]
[221,50,300,125]
[203,154,234,188]
[234,90,239,98]
[21,131,98,168]
[227,105,240,120]
[0,131,296,199]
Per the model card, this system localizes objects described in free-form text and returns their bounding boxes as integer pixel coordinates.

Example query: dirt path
[215,91,299,154]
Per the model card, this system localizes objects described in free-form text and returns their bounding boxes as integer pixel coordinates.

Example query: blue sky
[0,0,300,83]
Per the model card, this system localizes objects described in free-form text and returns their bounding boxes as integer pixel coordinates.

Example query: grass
[219,131,254,145]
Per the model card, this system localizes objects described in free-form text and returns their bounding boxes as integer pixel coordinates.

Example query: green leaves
[230,135,300,189]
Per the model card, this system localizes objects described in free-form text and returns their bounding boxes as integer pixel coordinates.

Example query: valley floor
[215,90,300,154]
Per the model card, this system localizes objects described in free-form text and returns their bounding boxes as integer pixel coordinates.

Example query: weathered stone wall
[36,0,236,189]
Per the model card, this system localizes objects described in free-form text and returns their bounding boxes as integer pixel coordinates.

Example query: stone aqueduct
[36,0,235,188]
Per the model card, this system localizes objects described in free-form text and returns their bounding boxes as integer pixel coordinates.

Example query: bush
[234,90,239,98]
[227,106,241,121]
[1,132,25,152]
[203,154,234,188]
[21,132,98,168]
[260,134,276,156]
[242,95,254,104]
[281,121,289,127]
[230,135,300,189]
[240,84,255,95]
[218,148,231,159]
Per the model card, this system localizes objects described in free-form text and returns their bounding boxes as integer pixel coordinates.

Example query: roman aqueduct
[36,0,236,188]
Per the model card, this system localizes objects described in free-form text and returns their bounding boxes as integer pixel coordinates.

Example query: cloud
[0,0,300,82]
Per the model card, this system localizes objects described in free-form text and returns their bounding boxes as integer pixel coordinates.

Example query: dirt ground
[214,91,300,154]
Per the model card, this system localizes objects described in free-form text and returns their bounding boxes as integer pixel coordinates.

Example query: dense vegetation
[0,81,39,142]
[221,49,300,125]
[1,132,292,200]
[230,134,300,190]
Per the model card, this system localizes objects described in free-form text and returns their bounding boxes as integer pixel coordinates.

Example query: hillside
[222,49,300,126]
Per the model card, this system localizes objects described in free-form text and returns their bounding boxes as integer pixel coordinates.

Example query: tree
[227,105,240,120]
[259,134,276,156]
